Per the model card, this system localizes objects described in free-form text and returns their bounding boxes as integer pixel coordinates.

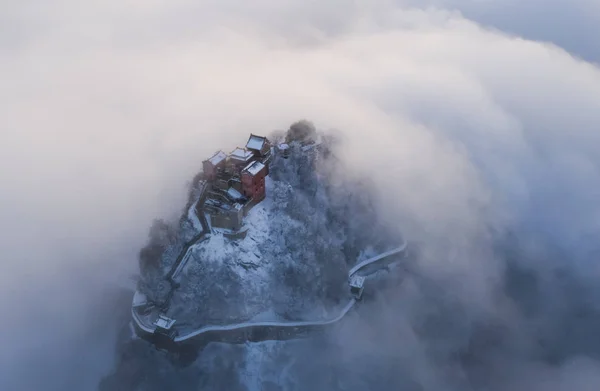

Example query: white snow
[348,243,407,276]
[349,275,365,289]
[249,309,282,322]
[246,135,266,151]
[171,238,210,281]
[208,150,226,166]
[230,147,253,160]
[357,245,378,262]
[154,315,176,329]
[174,299,356,341]
[243,161,265,176]
[165,184,277,329]
[227,187,243,200]
[175,202,272,280]
[132,291,148,308]
[131,307,155,334]
[195,233,229,263]
[187,199,203,232]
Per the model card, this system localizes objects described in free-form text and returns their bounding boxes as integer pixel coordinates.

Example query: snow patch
[246,134,267,151]
[187,199,203,232]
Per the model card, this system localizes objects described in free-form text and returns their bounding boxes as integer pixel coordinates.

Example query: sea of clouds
[1,0,600,390]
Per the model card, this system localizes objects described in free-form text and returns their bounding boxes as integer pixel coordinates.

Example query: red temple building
[241,160,267,202]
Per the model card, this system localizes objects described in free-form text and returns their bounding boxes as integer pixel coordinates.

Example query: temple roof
[229,147,254,162]
[206,150,227,166]
[243,160,266,176]
[246,134,267,152]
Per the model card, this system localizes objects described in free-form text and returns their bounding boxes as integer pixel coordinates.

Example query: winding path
[132,178,409,347]
[174,298,357,342]
[132,237,408,346]
[348,243,408,276]
[166,181,210,283]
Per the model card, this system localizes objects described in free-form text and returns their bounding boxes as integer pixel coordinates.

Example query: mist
[1,0,600,390]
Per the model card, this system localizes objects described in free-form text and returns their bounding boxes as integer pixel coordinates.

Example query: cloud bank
[1,0,600,390]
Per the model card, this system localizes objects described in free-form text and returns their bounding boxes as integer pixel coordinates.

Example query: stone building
[153,314,177,339]
[202,151,226,180]
[349,275,365,300]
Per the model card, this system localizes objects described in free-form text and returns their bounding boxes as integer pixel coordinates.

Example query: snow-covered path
[174,298,356,342]
[132,240,408,345]
[348,243,408,277]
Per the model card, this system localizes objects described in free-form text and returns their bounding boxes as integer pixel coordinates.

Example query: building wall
[203,160,225,181]
[228,158,255,174]
[241,170,266,201]
[254,176,266,201]
[208,206,243,231]
[242,199,255,216]
[202,161,216,180]
[210,214,238,231]
[241,173,252,197]
[228,178,243,193]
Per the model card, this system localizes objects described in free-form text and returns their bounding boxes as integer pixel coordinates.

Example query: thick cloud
[1,1,600,390]
[416,0,600,63]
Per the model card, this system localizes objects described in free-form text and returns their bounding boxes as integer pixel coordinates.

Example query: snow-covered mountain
[134,122,397,332]
[100,121,402,389]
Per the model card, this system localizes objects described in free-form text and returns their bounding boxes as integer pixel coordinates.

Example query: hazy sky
[1,1,600,390]
[407,0,600,63]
